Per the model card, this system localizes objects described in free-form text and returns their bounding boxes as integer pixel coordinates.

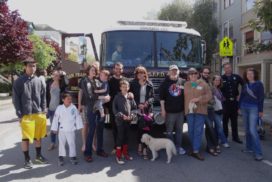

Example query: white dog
[141,134,177,164]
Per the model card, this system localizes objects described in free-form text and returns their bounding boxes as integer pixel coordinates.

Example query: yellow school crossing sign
[219,37,233,57]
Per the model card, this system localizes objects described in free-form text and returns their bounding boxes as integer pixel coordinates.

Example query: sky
[8,0,174,49]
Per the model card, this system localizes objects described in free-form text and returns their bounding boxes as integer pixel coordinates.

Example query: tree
[0,0,32,64]
[67,52,79,62]
[191,0,219,65]
[249,0,272,33]
[28,34,56,69]
[158,0,193,23]
[43,38,62,72]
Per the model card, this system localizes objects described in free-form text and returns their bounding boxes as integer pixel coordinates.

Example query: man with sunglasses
[200,68,221,156]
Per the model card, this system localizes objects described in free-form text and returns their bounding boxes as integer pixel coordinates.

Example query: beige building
[212,0,272,97]
[238,0,272,97]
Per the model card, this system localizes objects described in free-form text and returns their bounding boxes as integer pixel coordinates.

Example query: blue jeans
[241,106,263,156]
[166,112,184,148]
[214,113,228,144]
[84,109,105,157]
[48,110,57,144]
[187,114,206,152]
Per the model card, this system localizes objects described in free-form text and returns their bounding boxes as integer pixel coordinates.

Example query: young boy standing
[94,69,110,122]
[112,80,137,164]
[51,93,83,166]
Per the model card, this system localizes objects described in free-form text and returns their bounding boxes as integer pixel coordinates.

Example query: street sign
[219,37,233,57]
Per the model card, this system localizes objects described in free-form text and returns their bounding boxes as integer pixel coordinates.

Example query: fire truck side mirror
[201,40,206,65]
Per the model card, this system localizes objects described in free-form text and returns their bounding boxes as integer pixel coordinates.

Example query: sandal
[138,144,143,156]
[207,149,218,156]
[143,155,149,160]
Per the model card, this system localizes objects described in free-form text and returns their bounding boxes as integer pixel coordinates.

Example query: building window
[223,22,228,37]
[222,20,233,38]
[245,30,254,54]
[229,21,234,39]
[224,0,229,9]
[245,31,254,44]
[261,31,272,44]
[224,0,234,9]
[246,0,255,11]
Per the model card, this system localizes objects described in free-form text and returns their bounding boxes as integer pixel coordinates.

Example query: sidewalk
[0,96,12,109]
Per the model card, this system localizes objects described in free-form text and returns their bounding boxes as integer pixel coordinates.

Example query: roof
[34,24,66,33]
[102,26,201,37]
[102,20,201,36]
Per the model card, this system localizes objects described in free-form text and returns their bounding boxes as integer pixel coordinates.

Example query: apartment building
[212,0,272,96]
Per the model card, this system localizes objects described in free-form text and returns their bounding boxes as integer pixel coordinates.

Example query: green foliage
[28,34,57,69]
[158,0,193,23]
[0,82,12,93]
[0,62,24,76]
[86,54,95,64]
[191,0,219,65]
[249,0,272,33]
[67,52,79,62]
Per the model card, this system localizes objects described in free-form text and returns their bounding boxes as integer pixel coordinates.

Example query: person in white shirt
[51,93,83,166]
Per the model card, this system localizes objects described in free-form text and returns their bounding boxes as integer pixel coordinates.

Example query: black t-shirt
[159,76,185,113]
[108,76,128,100]
[78,76,97,108]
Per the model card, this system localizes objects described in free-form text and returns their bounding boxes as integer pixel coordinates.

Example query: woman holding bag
[130,66,154,160]
[212,75,229,148]
[239,68,264,161]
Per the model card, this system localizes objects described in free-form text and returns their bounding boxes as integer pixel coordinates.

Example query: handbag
[137,111,154,130]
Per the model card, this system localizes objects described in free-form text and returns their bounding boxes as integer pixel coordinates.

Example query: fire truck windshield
[101,30,202,68]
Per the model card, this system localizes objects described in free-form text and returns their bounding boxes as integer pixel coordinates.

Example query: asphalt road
[0,100,272,182]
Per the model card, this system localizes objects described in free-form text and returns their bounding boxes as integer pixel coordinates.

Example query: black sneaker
[35,155,48,164]
[24,159,33,169]
[233,139,243,144]
[70,157,78,165]
[58,156,64,166]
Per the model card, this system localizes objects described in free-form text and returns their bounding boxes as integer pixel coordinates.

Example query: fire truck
[99,20,206,103]
[62,20,206,127]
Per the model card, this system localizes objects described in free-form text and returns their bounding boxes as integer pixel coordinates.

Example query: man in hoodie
[13,58,48,169]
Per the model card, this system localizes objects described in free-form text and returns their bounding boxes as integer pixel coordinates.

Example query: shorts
[21,113,47,143]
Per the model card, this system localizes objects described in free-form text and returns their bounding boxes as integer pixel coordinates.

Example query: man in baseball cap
[169,64,179,71]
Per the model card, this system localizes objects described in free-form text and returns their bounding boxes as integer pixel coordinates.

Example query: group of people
[12,57,265,169]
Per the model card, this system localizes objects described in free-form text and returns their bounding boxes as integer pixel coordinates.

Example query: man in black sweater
[107,62,128,152]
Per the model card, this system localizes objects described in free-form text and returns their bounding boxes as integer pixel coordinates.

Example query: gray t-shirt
[49,86,60,111]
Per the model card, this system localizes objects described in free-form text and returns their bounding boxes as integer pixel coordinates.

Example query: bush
[0,82,12,93]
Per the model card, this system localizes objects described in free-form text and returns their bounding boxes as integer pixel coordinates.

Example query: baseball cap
[169,65,179,71]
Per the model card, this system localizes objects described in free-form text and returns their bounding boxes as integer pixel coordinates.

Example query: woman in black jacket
[129,66,154,160]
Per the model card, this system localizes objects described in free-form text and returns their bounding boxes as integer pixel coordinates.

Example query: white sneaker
[222,143,230,148]
[178,147,186,155]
